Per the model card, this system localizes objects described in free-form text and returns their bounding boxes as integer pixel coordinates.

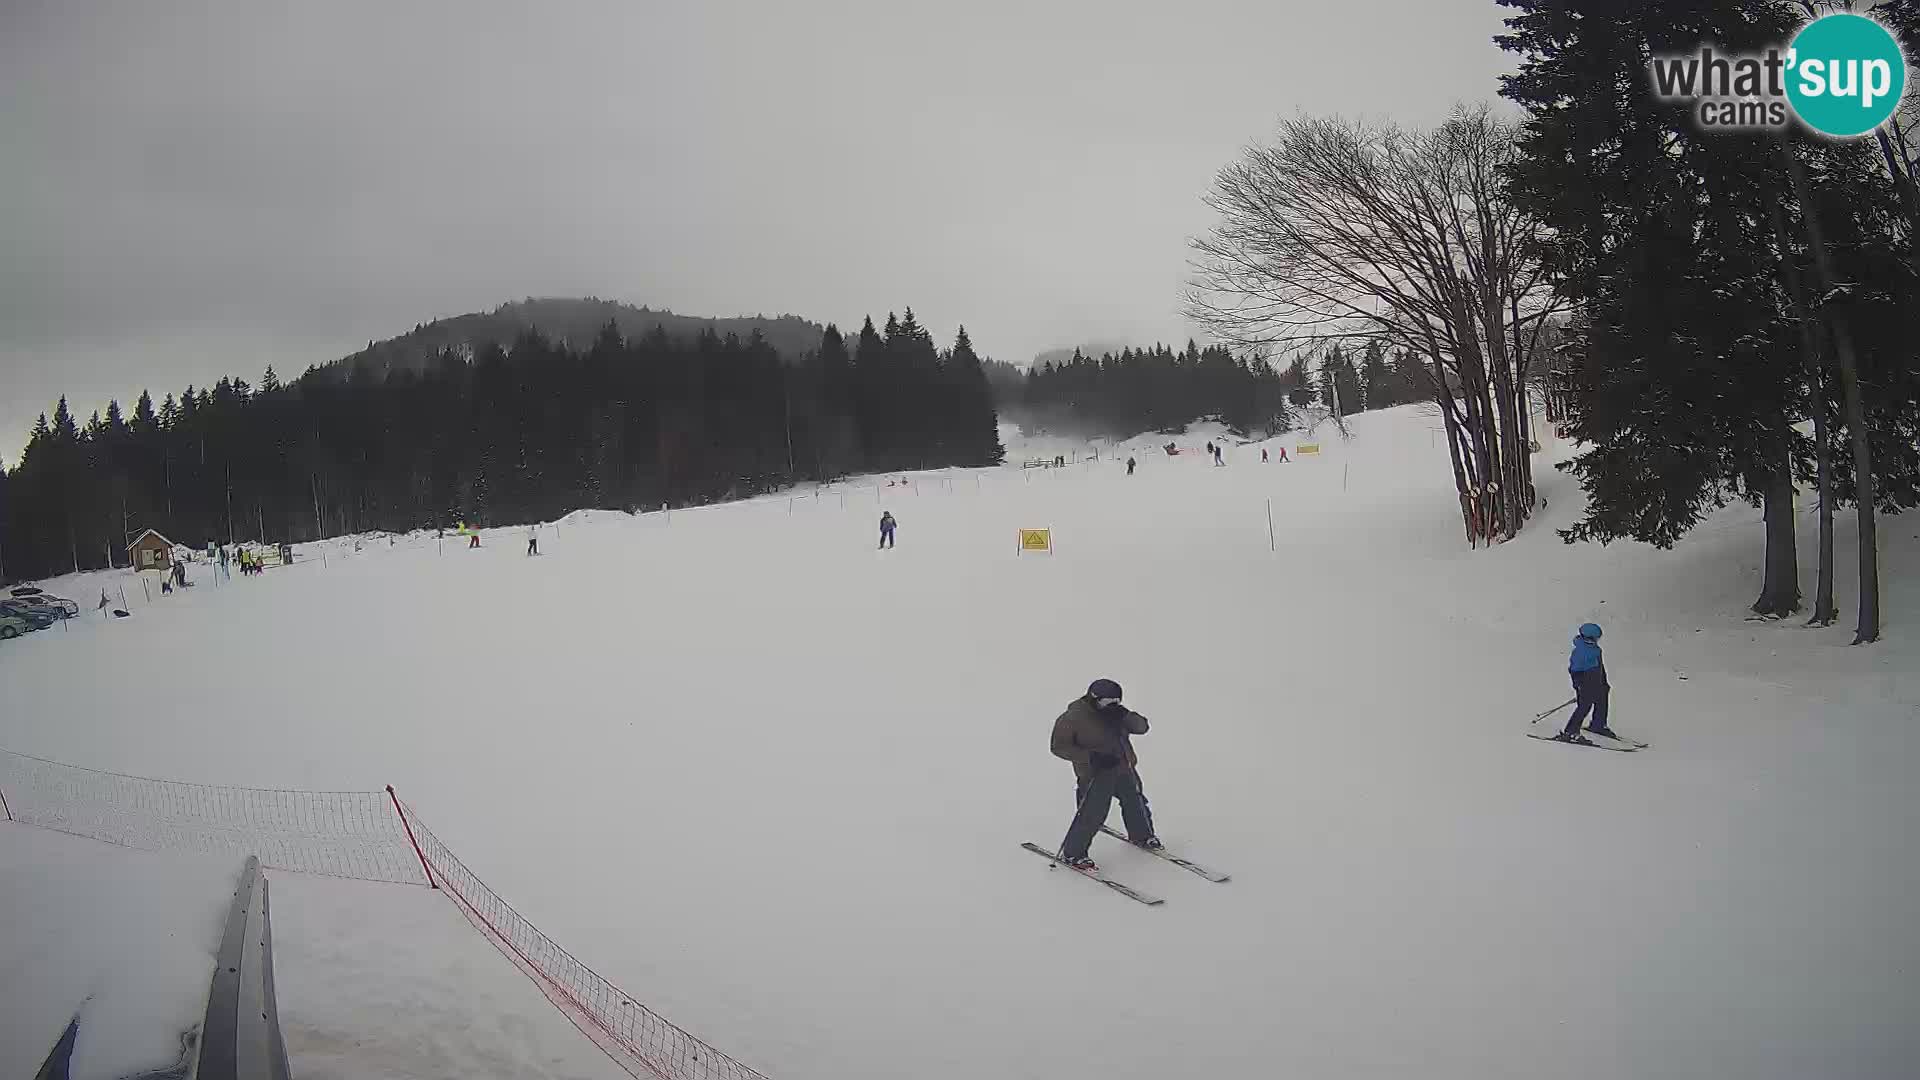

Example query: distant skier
[1213,444,1225,466]
[1205,441,1215,459]
[527,527,539,557]
[878,510,897,549]
[1261,447,1269,463]
[1277,446,1290,463]
[1126,456,1137,476]
[1050,678,1160,871]
[1558,623,1617,742]
[469,532,481,549]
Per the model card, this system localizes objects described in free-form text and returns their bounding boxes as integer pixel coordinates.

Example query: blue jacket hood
[1569,627,1603,673]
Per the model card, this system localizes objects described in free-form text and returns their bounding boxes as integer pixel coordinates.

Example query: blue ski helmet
[1578,623,1602,640]
[1087,678,1123,701]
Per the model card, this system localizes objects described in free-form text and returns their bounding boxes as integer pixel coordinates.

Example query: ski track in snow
[2,404,1915,1079]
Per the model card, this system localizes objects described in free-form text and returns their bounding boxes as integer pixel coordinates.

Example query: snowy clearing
[1,404,1915,1079]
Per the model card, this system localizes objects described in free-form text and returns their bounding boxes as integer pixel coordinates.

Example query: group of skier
[1044,620,1624,877]
[1122,442,1290,475]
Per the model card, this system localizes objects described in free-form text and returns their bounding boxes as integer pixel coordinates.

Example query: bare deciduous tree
[1187,105,1561,545]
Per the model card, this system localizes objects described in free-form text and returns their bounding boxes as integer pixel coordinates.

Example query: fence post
[386,785,437,889]
[1267,499,1276,552]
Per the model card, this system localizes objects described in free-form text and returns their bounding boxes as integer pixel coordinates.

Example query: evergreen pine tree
[1285,357,1313,407]
[1359,340,1392,409]
[52,397,79,443]
[1500,0,1809,616]
[853,315,890,465]
[946,326,1005,465]
[1332,350,1363,417]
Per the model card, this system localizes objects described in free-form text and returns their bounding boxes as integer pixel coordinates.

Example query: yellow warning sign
[1296,443,1321,456]
[1018,528,1053,554]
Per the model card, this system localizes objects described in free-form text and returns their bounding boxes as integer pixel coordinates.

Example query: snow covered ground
[2,403,1915,1079]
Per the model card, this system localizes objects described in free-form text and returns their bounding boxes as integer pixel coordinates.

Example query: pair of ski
[1021,826,1229,906]
[1526,729,1649,752]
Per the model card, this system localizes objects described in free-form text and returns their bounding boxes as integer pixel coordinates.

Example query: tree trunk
[1874,129,1920,281]
[1423,338,1477,546]
[1767,191,1839,626]
[1809,385,1838,626]
[1788,155,1879,644]
[1752,462,1801,617]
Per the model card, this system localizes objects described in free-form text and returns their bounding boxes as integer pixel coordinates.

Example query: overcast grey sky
[0,0,1512,465]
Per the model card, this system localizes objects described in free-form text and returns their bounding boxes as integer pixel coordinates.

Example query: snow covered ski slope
[1,404,1915,1079]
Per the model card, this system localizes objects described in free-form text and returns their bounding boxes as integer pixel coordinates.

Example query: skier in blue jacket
[1559,623,1618,742]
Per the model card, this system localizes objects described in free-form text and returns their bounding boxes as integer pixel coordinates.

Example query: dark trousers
[1061,768,1154,860]
[528,539,538,556]
[879,530,894,549]
[1564,673,1609,735]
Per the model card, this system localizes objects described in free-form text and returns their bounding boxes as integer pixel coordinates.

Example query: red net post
[386,784,437,889]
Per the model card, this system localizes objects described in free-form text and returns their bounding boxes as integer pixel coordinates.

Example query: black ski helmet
[1087,678,1123,701]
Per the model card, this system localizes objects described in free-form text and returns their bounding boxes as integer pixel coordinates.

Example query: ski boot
[1132,836,1165,851]
[1061,855,1099,872]
[1587,726,1622,740]
[1554,730,1593,745]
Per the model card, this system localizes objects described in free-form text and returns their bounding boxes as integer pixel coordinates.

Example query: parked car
[9,585,43,597]
[11,595,72,619]
[0,612,28,639]
[26,594,78,617]
[0,599,55,630]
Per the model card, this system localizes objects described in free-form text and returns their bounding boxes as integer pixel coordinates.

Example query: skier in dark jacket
[1050,678,1160,870]
[878,511,897,549]
[1126,456,1137,476]
[1559,623,1618,741]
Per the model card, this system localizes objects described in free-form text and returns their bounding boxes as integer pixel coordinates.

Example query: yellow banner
[1296,443,1321,456]
[1018,528,1052,553]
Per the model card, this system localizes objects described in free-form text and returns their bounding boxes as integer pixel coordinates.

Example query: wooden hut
[128,529,176,570]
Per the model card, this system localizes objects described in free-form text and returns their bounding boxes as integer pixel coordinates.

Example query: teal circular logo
[1786,14,1907,138]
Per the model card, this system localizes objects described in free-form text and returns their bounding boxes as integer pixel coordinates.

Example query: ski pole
[1526,697,1576,727]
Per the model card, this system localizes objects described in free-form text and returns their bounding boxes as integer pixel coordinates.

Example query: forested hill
[331,297,827,378]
